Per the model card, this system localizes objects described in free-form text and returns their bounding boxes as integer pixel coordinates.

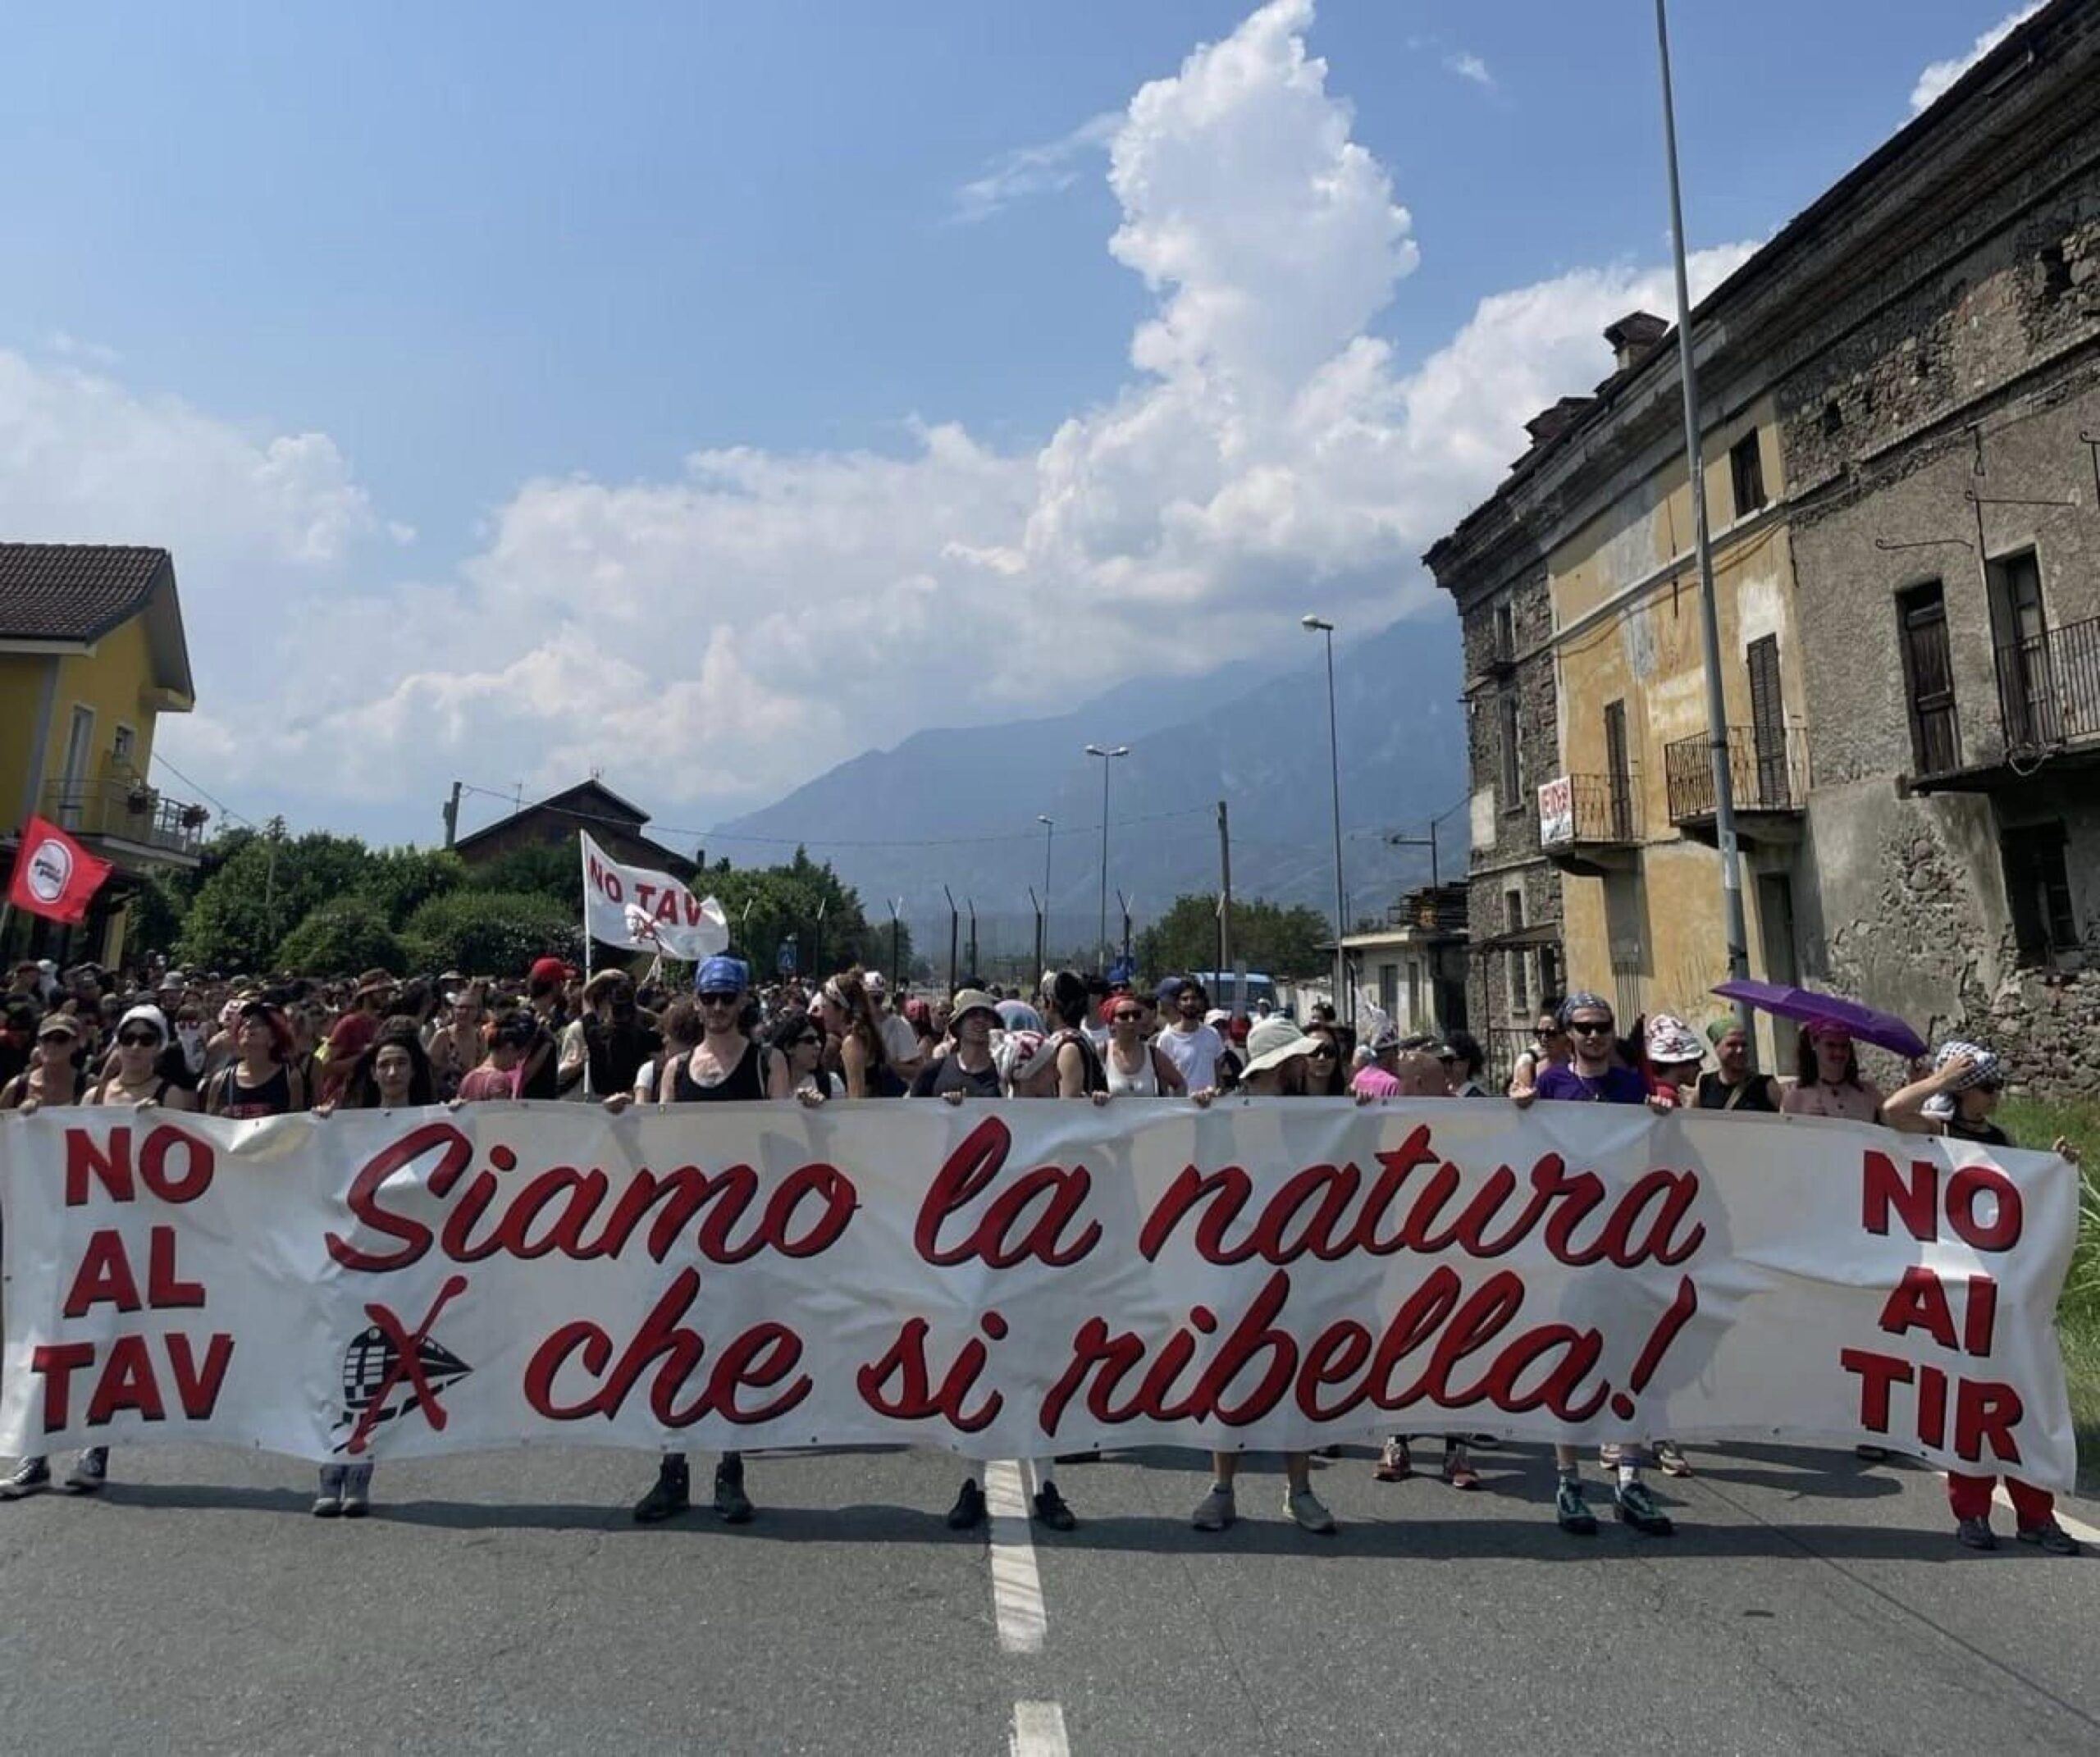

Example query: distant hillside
[712,609,1466,970]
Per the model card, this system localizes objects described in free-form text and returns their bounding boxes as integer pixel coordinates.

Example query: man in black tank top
[615,957,795,1526]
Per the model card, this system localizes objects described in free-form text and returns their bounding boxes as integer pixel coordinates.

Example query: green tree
[707,847,874,979]
[463,841,585,912]
[402,889,580,977]
[1134,893,1330,982]
[360,846,467,927]
[273,898,408,976]
[175,826,374,973]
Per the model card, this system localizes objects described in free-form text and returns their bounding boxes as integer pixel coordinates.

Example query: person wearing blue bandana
[609,951,815,1526]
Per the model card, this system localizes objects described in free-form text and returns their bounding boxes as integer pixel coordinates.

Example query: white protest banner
[0,1101,2079,1485]
[578,830,728,961]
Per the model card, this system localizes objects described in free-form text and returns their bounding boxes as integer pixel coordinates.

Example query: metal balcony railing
[1540,771,1642,847]
[1664,725,1810,824]
[1997,613,2100,752]
[43,778,208,858]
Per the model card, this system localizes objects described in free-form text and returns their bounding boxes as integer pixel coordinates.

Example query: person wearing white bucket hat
[1189,1014,1340,1536]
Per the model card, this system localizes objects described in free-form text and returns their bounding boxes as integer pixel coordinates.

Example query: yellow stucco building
[0,544,202,968]
[1544,394,1808,1056]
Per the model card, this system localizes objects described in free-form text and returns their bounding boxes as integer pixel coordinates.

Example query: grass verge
[2002,1096,2100,1497]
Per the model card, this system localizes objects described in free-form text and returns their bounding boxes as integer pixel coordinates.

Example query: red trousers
[1946,1472,2053,1527]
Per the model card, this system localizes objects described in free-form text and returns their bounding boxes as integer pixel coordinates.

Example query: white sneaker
[1285,1485,1336,1534]
[1190,1484,1236,1531]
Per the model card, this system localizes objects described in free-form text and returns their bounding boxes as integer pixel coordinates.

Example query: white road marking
[1010,1700,1071,1757]
[1993,1485,2100,1544]
[985,1458,1047,1654]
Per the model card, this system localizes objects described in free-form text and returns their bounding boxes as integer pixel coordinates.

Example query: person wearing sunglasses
[614,956,814,1529]
[3,1004,191,1502]
[1300,1021,1349,1097]
[768,1006,841,1099]
[1883,1040,2081,1555]
[1101,995,1189,1097]
[0,1012,87,1111]
[1513,992,1675,1537]
[1509,1009,1572,1097]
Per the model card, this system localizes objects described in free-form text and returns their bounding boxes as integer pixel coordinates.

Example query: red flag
[7,815,114,926]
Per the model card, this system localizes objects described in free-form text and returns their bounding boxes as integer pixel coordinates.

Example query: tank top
[669,1039,769,1103]
[1696,1071,1779,1114]
[1050,1028,1108,1096]
[214,1062,295,1119]
[1104,1041,1161,1096]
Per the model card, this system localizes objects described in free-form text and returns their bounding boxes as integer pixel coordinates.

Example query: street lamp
[1037,815,1055,973]
[1084,744,1130,974]
[1302,614,1349,1025]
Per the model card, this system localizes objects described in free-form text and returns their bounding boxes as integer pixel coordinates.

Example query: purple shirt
[1535,1063,1650,1105]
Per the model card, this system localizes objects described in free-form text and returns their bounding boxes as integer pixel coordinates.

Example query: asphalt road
[2,1437,2096,1755]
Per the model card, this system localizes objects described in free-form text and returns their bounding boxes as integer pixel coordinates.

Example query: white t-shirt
[1156,1023,1225,1093]
[879,1012,920,1068]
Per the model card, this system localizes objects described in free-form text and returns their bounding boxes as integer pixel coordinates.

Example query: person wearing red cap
[516,956,571,1099]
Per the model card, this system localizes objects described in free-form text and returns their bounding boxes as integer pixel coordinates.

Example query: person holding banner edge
[1883,1042,2081,1555]
[606,954,819,1526]
[1512,991,1678,1538]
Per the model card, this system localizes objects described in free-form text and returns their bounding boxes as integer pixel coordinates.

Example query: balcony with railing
[1537,771,1642,875]
[1664,724,1810,845]
[42,778,209,865]
[1997,613,2100,755]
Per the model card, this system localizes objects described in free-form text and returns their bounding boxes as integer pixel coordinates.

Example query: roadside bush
[402,889,580,978]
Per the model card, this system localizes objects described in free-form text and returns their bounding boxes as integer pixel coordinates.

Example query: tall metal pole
[1655,0,1753,1031]
[1303,617,1349,1025]
[1037,816,1054,972]
[1084,745,1128,974]
[1216,799,1233,999]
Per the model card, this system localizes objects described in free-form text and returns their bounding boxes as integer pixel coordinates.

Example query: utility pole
[1084,744,1129,973]
[966,898,978,979]
[1029,887,1043,980]
[1116,889,1133,968]
[943,884,959,995]
[1217,799,1233,994]
[888,898,903,993]
[1037,815,1055,974]
[1302,615,1349,1025]
[442,781,462,849]
[1655,0,1753,1034]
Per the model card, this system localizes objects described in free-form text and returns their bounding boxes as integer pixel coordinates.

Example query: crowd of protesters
[0,950,2081,1556]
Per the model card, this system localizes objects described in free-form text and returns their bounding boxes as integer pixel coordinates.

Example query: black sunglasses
[697,992,742,1004]
[1568,1020,1614,1035]
[1308,1044,1338,1058]
[117,1029,162,1047]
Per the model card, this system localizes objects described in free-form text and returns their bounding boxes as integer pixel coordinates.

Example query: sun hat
[1240,1015,1317,1077]
[864,970,888,995]
[36,1013,82,1042]
[526,956,570,991]
[949,988,1002,1028]
[1645,1014,1705,1066]
[1370,1025,1402,1054]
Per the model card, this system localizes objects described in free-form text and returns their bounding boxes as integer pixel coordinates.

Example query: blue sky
[0,0,2040,842]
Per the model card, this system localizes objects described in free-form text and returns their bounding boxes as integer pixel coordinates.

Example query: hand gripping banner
[0,1099,2079,1485]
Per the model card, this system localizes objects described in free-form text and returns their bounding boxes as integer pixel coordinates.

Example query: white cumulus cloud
[1910,3,2042,114]
[28,0,1764,840]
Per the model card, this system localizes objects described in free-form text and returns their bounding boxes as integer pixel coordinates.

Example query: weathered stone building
[1425,480,1562,1079]
[1430,0,2100,1090]
[1780,0,2100,1093]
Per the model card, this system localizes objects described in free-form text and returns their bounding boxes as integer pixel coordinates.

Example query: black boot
[633,1454,690,1523]
[714,1452,754,1524]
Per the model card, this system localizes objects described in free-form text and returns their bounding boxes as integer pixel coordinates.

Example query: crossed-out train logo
[26,835,72,906]
[334,1276,473,1454]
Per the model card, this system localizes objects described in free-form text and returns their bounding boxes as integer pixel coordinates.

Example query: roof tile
[0,543,172,641]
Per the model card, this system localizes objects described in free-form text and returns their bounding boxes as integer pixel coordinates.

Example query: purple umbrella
[1710,979,1928,1059]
